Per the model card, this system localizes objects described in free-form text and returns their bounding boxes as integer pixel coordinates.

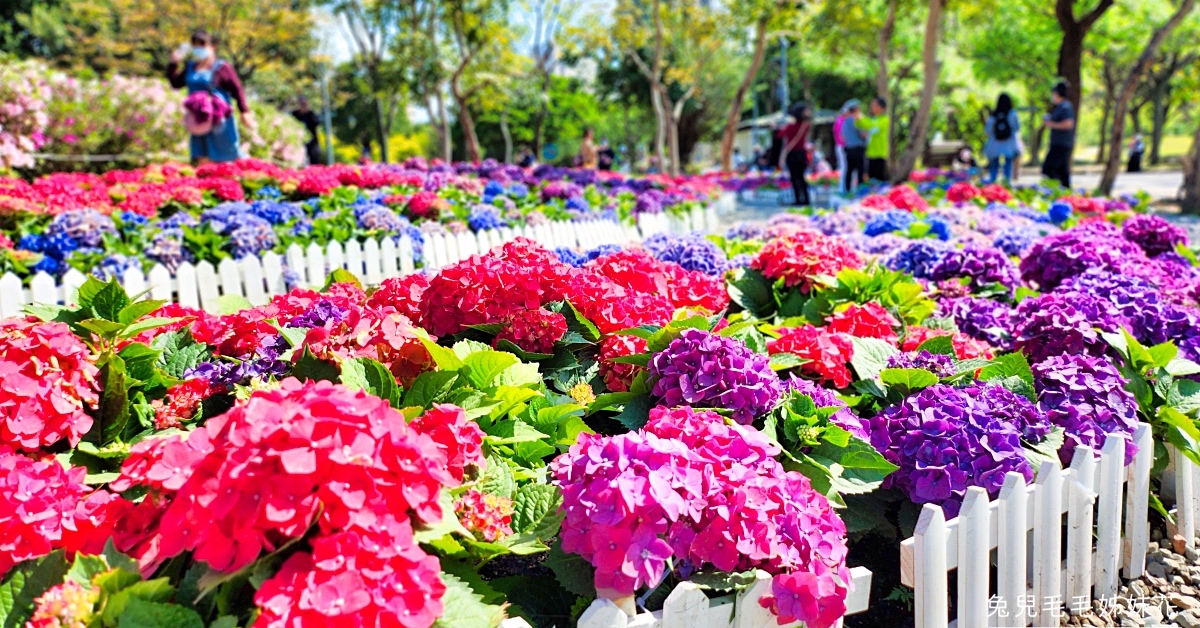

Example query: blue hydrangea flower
[863,210,914,236]
[468,205,507,231]
[1047,201,1072,224]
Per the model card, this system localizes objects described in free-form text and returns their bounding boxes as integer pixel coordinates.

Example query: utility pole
[320,66,335,165]
[779,36,789,116]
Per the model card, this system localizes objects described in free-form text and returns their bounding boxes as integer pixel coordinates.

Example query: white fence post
[914,504,949,628]
[1066,446,1097,610]
[997,472,1027,628]
[1095,436,1126,600]
[1126,425,1152,578]
[957,488,989,628]
[1032,457,1063,626]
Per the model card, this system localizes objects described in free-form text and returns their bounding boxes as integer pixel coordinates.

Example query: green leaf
[159,345,206,380]
[544,542,595,597]
[494,362,541,388]
[402,371,459,409]
[487,420,549,445]
[340,357,403,408]
[511,484,565,539]
[997,374,1037,403]
[952,358,993,377]
[277,326,308,348]
[809,437,898,496]
[1161,406,1200,468]
[1148,342,1180,370]
[603,353,652,367]
[479,456,516,498]
[727,267,775,319]
[979,352,1034,387]
[79,319,128,338]
[462,351,519,389]
[90,279,132,322]
[209,617,238,628]
[914,335,955,356]
[116,598,203,628]
[1024,427,1065,466]
[0,551,69,628]
[323,268,363,291]
[453,339,492,359]
[215,295,253,315]
[76,277,107,311]
[116,300,167,325]
[494,339,554,361]
[292,347,339,382]
[561,301,601,343]
[589,392,638,414]
[849,336,899,381]
[1169,379,1200,415]
[96,356,131,445]
[414,331,465,371]
[880,368,939,391]
[1167,358,1200,377]
[433,573,505,628]
[612,394,651,430]
[101,540,140,576]
[121,317,184,340]
[66,554,110,587]
[688,570,764,592]
[768,352,805,371]
[726,322,768,354]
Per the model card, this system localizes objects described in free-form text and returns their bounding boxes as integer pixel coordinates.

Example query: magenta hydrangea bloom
[1012,292,1126,365]
[1033,354,1138,466]
[649,329,782,424]
[551,406,851,628]
[868,384,1039,517]
[1122,214,1187,258]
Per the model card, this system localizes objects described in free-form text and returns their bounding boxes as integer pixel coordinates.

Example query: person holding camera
[984,93,1021,183]
[166,29,252,164]
[1041,81,1075,188]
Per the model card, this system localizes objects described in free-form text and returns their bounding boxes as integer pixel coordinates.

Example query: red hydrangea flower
[768,325,855,389]
[146,379,467,574]
[405,191,444,220]
[302,305,431,385]
[981,184,1013,203]
[254,523,446,628]
[750,230,862,291]
[408,404,485,483]
[454,489,514,542]
[0,319,100,452]
[0,447,123,577]
[367,274,429,325]
[598,334,648,392]
[902,326,994,360]
[588,249,728,312]
[494,308,567,354]
[151,379,216,429]
[563,272,674,334]
[826,303,900,344]
[946,182,982,204]
[887,185,929,212]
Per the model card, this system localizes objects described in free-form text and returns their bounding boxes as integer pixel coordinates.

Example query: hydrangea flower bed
[0,170,1197,627]
[0,159,717,282]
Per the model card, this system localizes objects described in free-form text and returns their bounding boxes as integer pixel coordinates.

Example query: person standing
[598,138,616,171]
[779,103,813,206]
[984,93,1020,183]
[166,29,251,164]
[579,128,599,169]
[1128,134,1145,173]
[857,97,890,182]
[832,103,849,190]
[1041,81,1076,188]
[841,100,866,194]
[291,96,323,165]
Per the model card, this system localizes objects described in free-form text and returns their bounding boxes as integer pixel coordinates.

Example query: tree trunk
[1097,92,1111,164]
[533,72,551,158]
[651,87,667,170]
[1150,82,1170,165]
[435,91,452,161]
[719,17,769,172]
[1054,0,1116,115]
[1027,109,1043,167]
[1182,121,1200,213]
[500,110,512,163]
[453,85,482,162]
[664,88,683,176]
[1098,0,1195,195]
[1130,104,1143,135]
[894,0,946,183]
[373,95,390,163]
[877,0,898,169]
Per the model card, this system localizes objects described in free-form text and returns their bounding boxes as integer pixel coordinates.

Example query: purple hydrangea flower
[1122,214,1187,257]
[1019,229,1144,290]
[885,350,955,378]
[48,209,116,248]
[943,296,1015,348]
[868,383,1035,518]
[285,299,348,328]
[927,244,1020,288]
[883,240,950,278]
[649,329,783,424]
[1033,354,1139,465]
[229,217,278,259]
[643,233,728,275]
[1012,292,1126,364]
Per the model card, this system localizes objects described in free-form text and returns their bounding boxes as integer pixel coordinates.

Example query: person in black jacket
[291,96,323,165]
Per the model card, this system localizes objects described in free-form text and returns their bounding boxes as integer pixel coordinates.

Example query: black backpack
[993,113,1013,141]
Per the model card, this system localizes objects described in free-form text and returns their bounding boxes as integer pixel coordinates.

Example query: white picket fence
[0,201,728,316]
[1165,444,1200,552]
[575,568,873,628]
[900,424,1153,628]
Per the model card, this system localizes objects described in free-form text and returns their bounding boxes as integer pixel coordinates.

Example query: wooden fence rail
[901,423,1153,628]
[0,207,722,316]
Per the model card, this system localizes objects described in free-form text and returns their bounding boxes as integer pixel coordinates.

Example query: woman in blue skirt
[167,29,252,164]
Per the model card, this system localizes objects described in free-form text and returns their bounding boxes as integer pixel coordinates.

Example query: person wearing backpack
[167,29,252,164]
[984,93,1020,184]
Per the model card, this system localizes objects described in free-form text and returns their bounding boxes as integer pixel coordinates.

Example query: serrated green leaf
[121,317,184,339]
[433,573,506,628]
[116,300,166,325]
[293,347,339,382]
[0,551,69,627]
[727,267,775,319]
[215,295,253,315]
[463,351,519,389]
[479,456,516,498]
[96,356,131,445]
[1167,358,1200,377]
[612,394,651,430]
[952,357,993,376]
[209,617,238,628]
[544,542,595,597]
[849,336,899,381]
[402,371,459,409]
[76,277,106,310]
[880,368,939,391]
[979,352,1034,387]
[116,597,203,628]
[494,362,541,388]
[914,335,956,356]
[90,279,132,322]
[487,420,549,445]
[79,318,127,338]
[768,352,805,371]
[561,301,601,343]
[415,330,465,371]
[511,484,564,539]
[324,268,362,291]
[340,357,402,408]
[66,555,110,587]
